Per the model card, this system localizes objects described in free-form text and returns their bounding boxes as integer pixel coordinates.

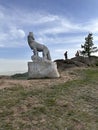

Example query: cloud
[0,6,26,47]
[39,18,98,36]
[39,19,80,35]
[9,28,25,39]
[82,19,98,33]
[0,28,26,48]
[0,4,98,51]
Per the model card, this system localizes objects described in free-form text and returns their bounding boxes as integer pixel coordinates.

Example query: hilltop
[55,56,98,71]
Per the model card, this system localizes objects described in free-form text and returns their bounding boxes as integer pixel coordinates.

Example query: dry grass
[0,67,98,130]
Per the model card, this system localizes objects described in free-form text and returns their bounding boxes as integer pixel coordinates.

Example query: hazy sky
[0,0,98,74]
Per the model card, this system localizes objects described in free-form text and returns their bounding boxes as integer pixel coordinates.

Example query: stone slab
[28,61,60,79]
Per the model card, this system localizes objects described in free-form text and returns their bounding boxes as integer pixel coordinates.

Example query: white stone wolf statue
[27,32,51,61]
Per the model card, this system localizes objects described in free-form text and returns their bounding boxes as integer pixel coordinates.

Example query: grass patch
[11,72,28,80]
[0,68,98,129]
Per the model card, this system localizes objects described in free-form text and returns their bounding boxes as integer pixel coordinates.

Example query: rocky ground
[55,56,98,70]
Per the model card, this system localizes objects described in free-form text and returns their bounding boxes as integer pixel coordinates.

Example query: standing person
[75,50,79,57]
[64,51,68,60]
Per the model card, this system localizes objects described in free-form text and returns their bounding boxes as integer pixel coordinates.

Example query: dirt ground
[0,68,78,90]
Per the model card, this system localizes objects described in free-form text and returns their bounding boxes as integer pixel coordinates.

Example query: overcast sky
[0,0,98,74]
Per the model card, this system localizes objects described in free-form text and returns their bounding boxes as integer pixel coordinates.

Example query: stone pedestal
[28,61,60,79]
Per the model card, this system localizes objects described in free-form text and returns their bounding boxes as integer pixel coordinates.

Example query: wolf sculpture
[27,32,51,61]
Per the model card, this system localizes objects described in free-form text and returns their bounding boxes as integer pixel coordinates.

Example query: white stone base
[28,61,60,79]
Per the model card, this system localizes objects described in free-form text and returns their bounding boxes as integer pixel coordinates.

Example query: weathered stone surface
[31,55,47,62]
[27,32,51,60]
[27,32,60,79]
[28,61,60,79]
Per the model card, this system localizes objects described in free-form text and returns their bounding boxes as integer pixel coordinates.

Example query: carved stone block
[28,61,60,79]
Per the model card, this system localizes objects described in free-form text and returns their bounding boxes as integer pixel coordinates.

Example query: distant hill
[11,72,28,79]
